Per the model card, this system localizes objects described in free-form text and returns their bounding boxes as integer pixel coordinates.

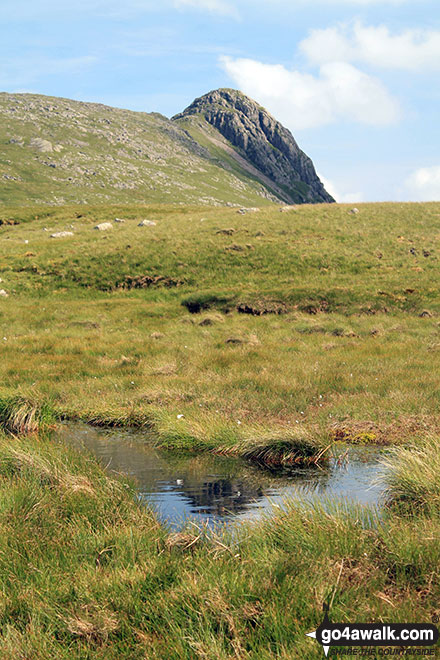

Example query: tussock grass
[0,394,56,433]
[0,433,438,659]
[380,436,440,512]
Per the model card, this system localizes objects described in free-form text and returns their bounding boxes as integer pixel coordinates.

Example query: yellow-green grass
[1,200,440,657]
[1,202,440,461]
[0,432,438,660]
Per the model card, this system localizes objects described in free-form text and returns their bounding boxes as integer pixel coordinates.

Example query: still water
[59,423,385,529]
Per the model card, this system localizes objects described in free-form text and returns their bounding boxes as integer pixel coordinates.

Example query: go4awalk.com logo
[306,613,439,657]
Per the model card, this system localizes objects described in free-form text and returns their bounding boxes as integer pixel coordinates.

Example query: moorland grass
[1,202,440,460]
[0,433,438,660]
[0,201,440,657]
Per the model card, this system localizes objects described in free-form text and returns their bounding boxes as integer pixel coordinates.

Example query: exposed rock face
[173,89,334,205]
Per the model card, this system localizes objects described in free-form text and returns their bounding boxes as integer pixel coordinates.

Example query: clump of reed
[0,394,57,433]
[379,435,440,513]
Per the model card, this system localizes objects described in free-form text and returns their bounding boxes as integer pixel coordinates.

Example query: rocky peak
[173,89,334,204]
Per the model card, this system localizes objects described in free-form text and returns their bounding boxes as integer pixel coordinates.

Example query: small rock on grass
[150,332,165,339]
[94,222,113,231]
[419,310,433,318]
[237,207,259,215]
[0,289,8,298]
[138,220,156,227]
[114,218,126,223]
[50,231,73,238]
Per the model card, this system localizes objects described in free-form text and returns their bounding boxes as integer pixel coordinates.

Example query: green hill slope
[0,90,333,207]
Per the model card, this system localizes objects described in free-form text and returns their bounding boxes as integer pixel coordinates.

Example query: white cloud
[318,173,364,203]
[405,166,440,201]
[300,22,440,71]
[220,55,400,130]
[173,0,239,17]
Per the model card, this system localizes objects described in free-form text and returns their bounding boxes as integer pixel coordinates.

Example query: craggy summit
[173,88,334,205]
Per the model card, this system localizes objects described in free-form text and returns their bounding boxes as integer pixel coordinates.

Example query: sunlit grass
[0,433,438,659]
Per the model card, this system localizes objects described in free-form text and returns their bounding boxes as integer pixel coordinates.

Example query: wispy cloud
[300,22,440,71]
[405,166,440,201]
[173,0,239,17]
[317,173,364,203]
[220,55,400,130]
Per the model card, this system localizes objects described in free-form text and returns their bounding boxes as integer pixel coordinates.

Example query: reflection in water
[58,423,385,529]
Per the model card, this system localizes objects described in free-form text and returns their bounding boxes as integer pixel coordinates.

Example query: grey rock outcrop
[173,89,334,205]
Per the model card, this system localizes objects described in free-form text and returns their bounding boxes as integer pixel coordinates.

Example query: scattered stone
[30,137,53,152]
[0,289,8,298]
[423,250,431,257]
[150,332,165,339]
[237,207,260,214]
[409,247,417,256]
[279,205,298,212]
[50,231,74,238]
[114,218,126,223]
[226,337,244,344]
[419,310,433,318]
[138,220,156,227]
[349,208,359,214]
[94,222,113,231]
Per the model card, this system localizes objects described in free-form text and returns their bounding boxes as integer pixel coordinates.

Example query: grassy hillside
[0,201,439,657]
[0,93,279,207]
[1,201,440,453]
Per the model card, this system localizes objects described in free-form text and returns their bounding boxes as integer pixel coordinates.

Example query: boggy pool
[59,423,386,529]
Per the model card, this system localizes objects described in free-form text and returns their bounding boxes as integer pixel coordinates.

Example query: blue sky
[1,0,439,202]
